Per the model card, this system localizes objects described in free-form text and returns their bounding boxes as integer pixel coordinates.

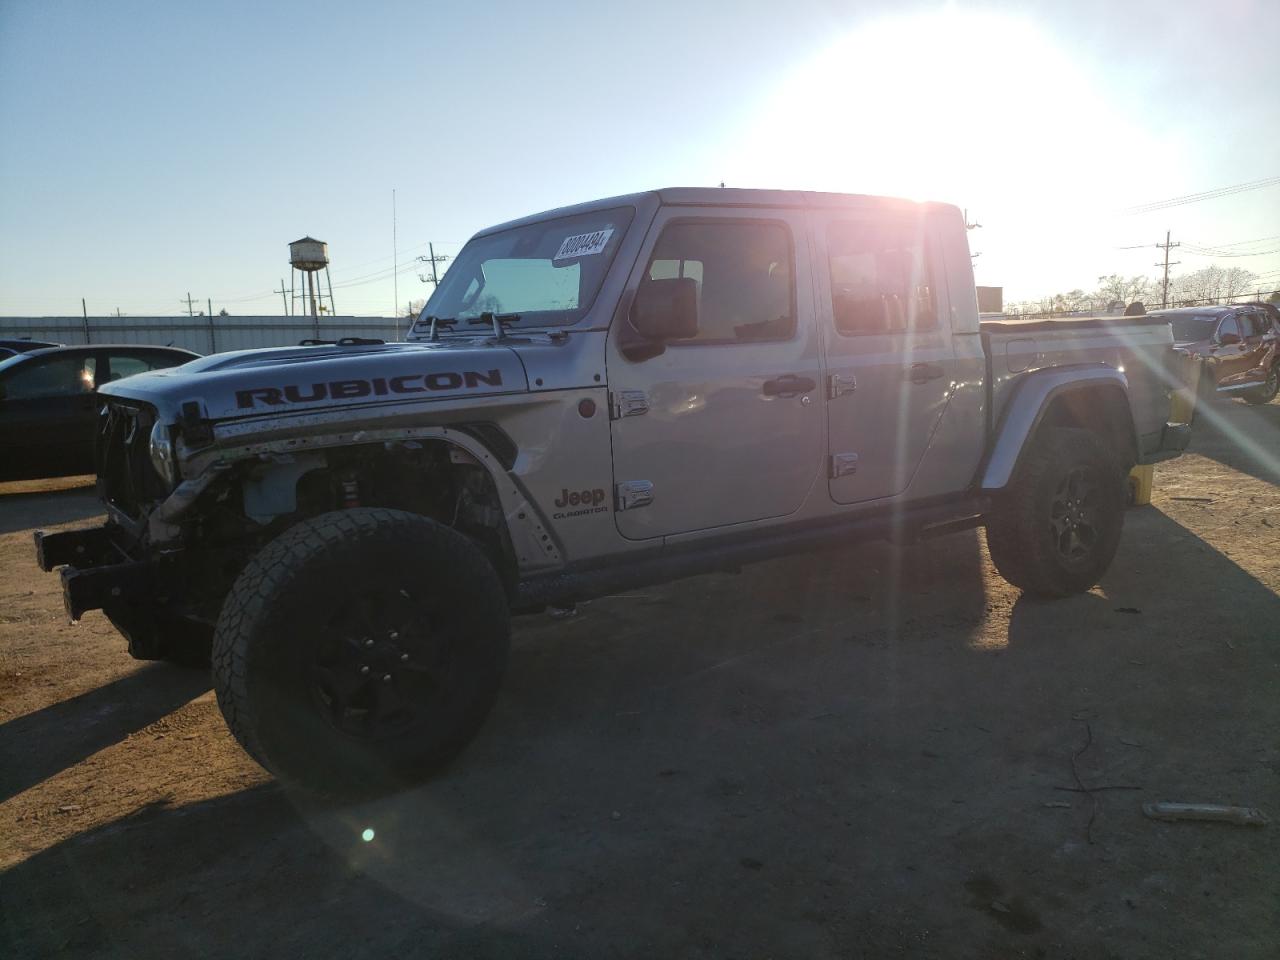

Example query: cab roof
[475,187,962,238]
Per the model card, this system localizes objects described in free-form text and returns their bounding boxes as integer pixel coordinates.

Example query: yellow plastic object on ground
[1128,464,1154,506]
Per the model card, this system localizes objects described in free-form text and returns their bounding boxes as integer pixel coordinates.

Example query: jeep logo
[552,487,609,520]
[235,369,504,409]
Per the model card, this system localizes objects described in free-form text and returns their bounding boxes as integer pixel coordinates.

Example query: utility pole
[1156,231,1181,308]
[181,292,197,317]
[82,297,90,344]
[274,278,289,316]
[206,298,217,354]
[392,188,399,335]
[417,244,449,286]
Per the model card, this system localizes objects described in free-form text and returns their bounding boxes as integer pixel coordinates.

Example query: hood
[98,339,529,422]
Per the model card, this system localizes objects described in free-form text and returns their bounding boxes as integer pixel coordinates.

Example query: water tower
[289,236,336,331]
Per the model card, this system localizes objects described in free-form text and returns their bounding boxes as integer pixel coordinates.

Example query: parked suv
[36,188,1192,794]
[1155,304,1280,405]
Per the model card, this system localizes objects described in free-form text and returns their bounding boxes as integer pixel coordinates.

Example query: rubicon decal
[235,369,504,409]
[552,487,609,520]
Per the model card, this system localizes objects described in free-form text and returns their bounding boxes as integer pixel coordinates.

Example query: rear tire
[212,508,510,796]
[985,427,1127,598]
[1243,364,1279,405]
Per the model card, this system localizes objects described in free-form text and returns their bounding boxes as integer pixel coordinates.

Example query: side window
[2,355,96,400]
[827,220,937,335]
[1217,315,1242,341]
[1244,311,1266,337]
[106,353,180,382]
[641,220,795,343]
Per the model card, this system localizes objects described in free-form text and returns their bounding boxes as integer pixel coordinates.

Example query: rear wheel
[1244,363,1279,405]
[985,427,1127,598]
[212,508,510,795]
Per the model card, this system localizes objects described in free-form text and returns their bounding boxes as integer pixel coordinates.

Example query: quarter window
[827,220,937,335]
[640,221,795,343]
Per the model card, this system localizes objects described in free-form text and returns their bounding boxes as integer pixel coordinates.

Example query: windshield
[417,206,634,330]
[1168,314,1221,342]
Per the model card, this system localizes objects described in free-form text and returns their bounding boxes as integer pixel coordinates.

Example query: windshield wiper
[466,312,522,339]
[414,315,456,341]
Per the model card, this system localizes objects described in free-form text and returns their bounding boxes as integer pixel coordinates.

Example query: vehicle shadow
[6,515,1275,958]
[1186,396,1280,485]
[0,482,101,536]
[0,664,211,803]
[0,530,994,960]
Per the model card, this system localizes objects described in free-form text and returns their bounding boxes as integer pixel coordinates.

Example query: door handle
[762,374,817,398]
[908,362,945,384]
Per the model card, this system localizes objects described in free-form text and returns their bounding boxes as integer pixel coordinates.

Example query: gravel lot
[2,397,1278,959]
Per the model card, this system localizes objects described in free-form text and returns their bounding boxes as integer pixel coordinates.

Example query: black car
[0,338,62,353]
[0,338,62,360]
[0,344,198,481]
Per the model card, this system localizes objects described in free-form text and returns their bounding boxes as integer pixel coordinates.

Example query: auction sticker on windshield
[554,228,614,261]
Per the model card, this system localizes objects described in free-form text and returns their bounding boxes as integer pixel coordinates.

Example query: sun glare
[737,10,1153,209]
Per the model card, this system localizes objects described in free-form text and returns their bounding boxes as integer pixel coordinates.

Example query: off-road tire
[105,607,213,669]
[212,508,510,796]
[985,427,1127,598]
[1243,363,1279,405]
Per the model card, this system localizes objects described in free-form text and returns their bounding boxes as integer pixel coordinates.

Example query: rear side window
[641,220,795,344]
[105,352,184,383]
[827,220,937,335]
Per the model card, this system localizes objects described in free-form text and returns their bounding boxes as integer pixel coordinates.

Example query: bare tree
[1221,267,1257,300]
[1095,274,1151,306]
[1169,266,1256,304]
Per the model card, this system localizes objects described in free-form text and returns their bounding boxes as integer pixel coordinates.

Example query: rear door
[605,208,824,540]
[1238,309,1273,385]
[814,212,959,504]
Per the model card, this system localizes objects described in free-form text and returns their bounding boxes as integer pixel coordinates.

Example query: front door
[1212,312,1255,389]
[0,351,100,479]
[606,210,824,540]
[814,213,958,504]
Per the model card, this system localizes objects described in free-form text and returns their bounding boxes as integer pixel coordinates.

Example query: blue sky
[1,0,1277,317]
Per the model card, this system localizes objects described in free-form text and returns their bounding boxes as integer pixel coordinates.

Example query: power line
[1120,175,1280,215]
[1184,245,1280,258]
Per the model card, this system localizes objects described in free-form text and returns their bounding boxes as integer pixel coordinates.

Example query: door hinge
[829,453,859,478]
[827,374,857,399]
[615,480,655,511]
[609,390,650,420]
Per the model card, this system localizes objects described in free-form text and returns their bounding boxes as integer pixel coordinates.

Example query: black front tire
[1243,364,1279,405]
[212,508,510,796]
[985,427,1127,598]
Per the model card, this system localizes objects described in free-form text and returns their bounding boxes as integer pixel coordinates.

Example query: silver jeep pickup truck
[36,188,1191,794]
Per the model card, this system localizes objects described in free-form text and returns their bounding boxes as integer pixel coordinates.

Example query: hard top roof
[475,187,961,238]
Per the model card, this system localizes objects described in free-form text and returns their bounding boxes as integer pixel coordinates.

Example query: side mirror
[1218,331,1241,345]
[631,277,699,341]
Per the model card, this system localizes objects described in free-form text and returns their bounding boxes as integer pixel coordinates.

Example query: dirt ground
[2,397,1277,960]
